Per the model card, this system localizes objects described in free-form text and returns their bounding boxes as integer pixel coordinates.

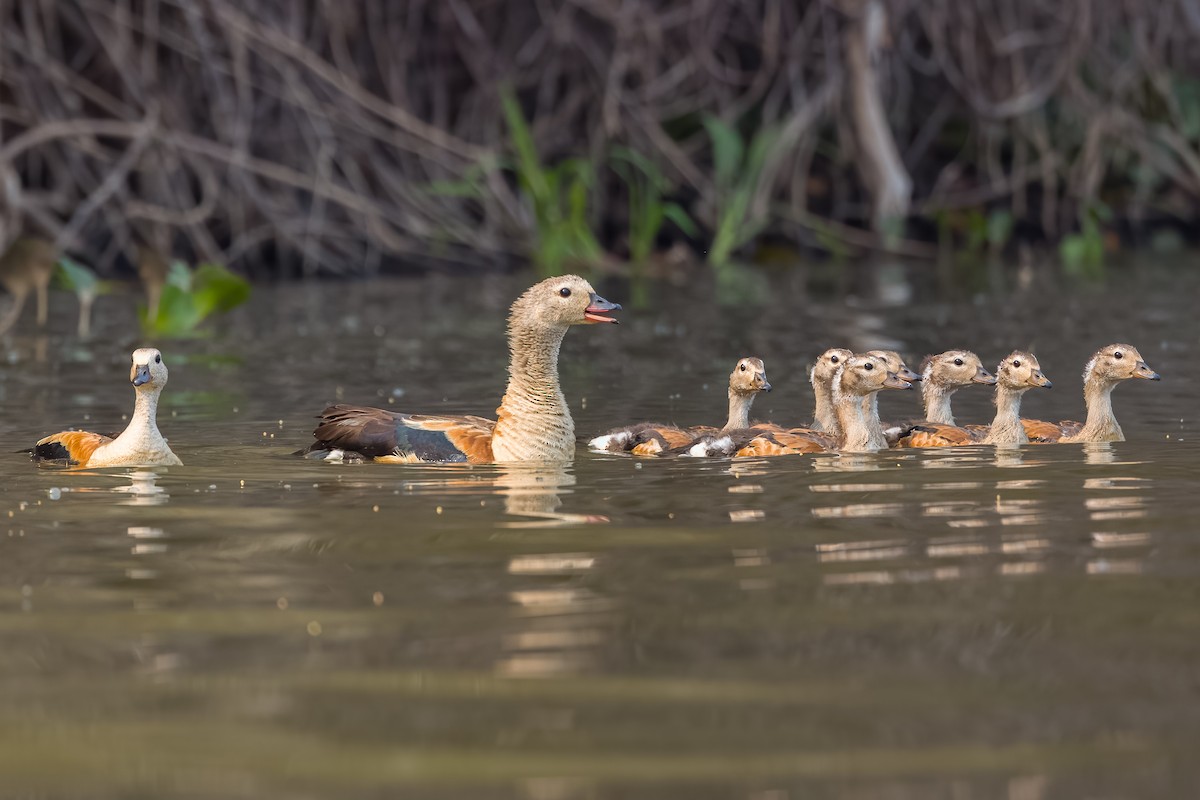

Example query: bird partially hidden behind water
[303,275,620,464]
[587,357,771,456]
[29,348,182,467]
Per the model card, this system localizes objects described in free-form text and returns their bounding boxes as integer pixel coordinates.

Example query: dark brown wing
[307,405,495,463]
[32,430,111,466]
[896,422,977,448]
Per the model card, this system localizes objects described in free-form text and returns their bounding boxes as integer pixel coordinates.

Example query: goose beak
[899,365,921,383]
[884,371,912,390]
[132,364,152,386]
[974,366,997,385]
[1031,370,1052,389]
[584,293,621,324]
[758,376,772,392]
[1134,361,1160,381]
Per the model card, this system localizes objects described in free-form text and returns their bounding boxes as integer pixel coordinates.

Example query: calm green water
[1,262,1197,797]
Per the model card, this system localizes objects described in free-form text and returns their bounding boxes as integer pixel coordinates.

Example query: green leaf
[986,209,1014,249]
[55,257,102,297]
[146,285,202,336]
[191,262,251,318]
[166,260,193,291]
[703,116,744,191]
[661,204,697,237]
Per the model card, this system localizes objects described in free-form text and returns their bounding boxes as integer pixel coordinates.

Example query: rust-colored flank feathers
[305,275,620,464]
[588,357,771,457]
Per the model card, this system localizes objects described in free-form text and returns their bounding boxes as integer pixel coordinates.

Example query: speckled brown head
[920,350,996,387]
[130,347,168,390]
[995,351,1051,390]
[1082,343,1160,384]
[811,348,852,387]
[865,349,921,384]
[510,275,620,329]
[730,357,771,395]
[838,354,913,398]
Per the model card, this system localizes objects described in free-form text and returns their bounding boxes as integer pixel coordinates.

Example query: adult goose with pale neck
[304,275,620,464]
[30,348,182,467]
[588,357,771,456]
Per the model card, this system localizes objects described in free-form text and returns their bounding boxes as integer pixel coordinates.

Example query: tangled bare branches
[1,0,1199,275]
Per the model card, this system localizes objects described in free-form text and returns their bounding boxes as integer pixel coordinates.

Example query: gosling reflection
[111,469,169,506]
[1081,444,1152,576]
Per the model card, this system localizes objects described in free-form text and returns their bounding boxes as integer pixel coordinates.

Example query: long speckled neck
[834,386,887,452]
[492,320,574,462]
[1065,377,1123,443]
[811,370,837,433]
[982,386,1028,445]
[923,380,957,425]
[724,389,756,432]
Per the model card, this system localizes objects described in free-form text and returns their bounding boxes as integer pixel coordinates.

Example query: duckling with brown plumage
[688,353,911,457]
[892,350,996,447]
[1020,343,1159,443]
[588,357,772,456]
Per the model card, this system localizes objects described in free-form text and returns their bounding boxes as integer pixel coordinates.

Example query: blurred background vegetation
[1,0,1199,280]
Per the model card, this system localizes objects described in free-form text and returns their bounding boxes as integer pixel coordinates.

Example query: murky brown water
[1,260,1198,797]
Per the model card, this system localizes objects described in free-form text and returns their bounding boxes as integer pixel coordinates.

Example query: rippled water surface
[2,262,1198,798]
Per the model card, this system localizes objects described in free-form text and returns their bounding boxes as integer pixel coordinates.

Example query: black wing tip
[30,440,78,464]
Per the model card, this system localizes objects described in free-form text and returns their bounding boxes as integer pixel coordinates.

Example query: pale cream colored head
[837,354,913,398]
[920,350,996,387]
[865,349,921,384]
[1083,343,1160,385]
[729,357,771,396]
[509,275,620,330]
[811,348,853,387]
[130,347,168,390]
[995,351,1051,391]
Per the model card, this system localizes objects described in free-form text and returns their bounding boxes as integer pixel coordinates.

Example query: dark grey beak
[759,377,772,393]
[133,364,152,386]
[584,292,621,324]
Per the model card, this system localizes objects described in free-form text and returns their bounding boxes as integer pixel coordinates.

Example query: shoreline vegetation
[1,1,1198,279]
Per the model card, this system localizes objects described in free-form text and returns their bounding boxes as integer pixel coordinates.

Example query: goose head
[838,354,913,398]
[130,347,168,390]
[996,351,1051,391]
[811,348,853,387]
[921,350,996,387]
[511,275,620,329]
[865,349,921,385]
[1083,343,1160,384]
[730,357,771,395]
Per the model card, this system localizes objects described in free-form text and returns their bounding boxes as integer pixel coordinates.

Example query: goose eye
[953,358,963,366]
[830,355,839,363]
[155,354,161,364]
[739,364,747,372]
[1012,360,1021,368]
[558,287,571,298]
[1113,351,1123,359]
[864,362,874,371]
